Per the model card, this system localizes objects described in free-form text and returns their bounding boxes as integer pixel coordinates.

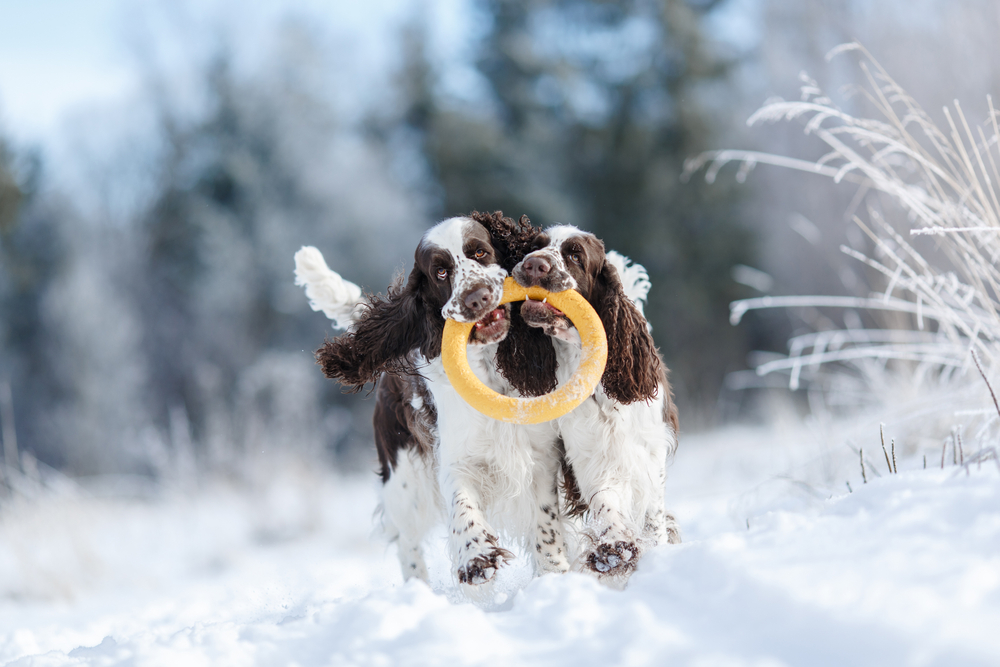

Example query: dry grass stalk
[880,424,893,474]
[971,349,1000,419]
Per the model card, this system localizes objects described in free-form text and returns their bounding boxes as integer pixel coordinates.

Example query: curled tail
[294,246,364,330]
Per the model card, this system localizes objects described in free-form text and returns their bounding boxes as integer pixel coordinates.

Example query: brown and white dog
[296,213,570,587]
[513,225,681,581]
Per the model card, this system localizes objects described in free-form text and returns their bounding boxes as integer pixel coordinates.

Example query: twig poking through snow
[860,448,867,483]
[881,424,893,474]
[971,350,1000,420]
[891,439,897,474]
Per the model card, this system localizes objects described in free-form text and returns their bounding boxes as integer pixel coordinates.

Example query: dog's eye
[569,253,581,265]
[474,249,487,259]
[436,268,448,281]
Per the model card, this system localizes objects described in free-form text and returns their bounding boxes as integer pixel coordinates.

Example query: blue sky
[0,0,454,144]
[0,0,134,139]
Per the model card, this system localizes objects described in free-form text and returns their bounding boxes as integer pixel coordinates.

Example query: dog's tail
[606,250,651,327]
[294,246,365,330]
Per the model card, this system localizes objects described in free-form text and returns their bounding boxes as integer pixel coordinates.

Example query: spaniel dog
[512,225,681,581]
[296,212,570,587]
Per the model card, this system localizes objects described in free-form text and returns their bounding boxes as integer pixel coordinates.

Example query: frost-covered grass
[688,43,1000,462]
[2,423,998,666]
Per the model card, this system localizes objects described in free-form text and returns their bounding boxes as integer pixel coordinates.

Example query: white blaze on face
[424,217,506,322]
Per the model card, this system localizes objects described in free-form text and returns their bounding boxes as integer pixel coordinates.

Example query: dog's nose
[522,256,551,281]
[464,287,491,312]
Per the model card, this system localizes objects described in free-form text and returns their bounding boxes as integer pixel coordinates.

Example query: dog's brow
[430,249,453,268]
[463,239,488,256]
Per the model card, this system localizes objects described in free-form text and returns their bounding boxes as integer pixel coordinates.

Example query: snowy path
[1,426,998,666]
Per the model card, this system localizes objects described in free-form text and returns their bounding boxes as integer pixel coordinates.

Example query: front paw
[584,540,639,576]
[456,545,514,585]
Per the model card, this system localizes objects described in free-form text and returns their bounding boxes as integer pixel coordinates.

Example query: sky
[0,0,758,150]
[0,0,450,146]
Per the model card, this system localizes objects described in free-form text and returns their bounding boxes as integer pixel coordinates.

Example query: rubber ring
[442,277,608,424]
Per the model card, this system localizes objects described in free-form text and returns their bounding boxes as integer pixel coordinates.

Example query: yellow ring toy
[442,277,608,424]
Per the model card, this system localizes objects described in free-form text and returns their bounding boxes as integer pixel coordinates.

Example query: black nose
[464,287,491,312]
[523,256,551,281]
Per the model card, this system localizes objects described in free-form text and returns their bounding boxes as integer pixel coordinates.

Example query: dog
[296,212,572,587]
[512,225,681,581]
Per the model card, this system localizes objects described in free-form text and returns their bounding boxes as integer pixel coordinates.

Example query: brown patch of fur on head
[470,210,559,396]
[316,268,443,391]
[592,260,664,404]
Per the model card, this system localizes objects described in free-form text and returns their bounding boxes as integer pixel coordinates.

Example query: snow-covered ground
[1,423,998,667]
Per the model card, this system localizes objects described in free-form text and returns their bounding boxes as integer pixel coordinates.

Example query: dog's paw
[663,514,682,545]
[456,546,514,585]
[584,540,639,576]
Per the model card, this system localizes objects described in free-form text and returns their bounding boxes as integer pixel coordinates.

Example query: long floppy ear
[496,306,558,396]
[316,268,444,391]
[593,261,662,404]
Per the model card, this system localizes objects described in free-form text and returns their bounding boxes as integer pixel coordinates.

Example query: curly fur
[592,261,663,404]
[316,269,442,390]
[469,210,559,397]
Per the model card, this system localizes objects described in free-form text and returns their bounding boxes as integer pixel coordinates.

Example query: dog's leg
[443,476,513,586]
[580,489,639,578]
[531,434,571,575]
[381,450,436,583]
[559,404,642,581]
[642,448,681,545]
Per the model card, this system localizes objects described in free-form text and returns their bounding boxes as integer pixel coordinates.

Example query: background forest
[2,0,1000,478]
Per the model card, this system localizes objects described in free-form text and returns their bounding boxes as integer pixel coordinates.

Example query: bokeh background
[2,0,999,479]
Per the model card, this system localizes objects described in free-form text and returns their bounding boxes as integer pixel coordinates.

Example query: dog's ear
[316,268,444,390]
[496,306,558,396]
[592,260,662,404]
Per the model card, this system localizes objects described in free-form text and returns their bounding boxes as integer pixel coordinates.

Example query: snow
[2,425,999,666]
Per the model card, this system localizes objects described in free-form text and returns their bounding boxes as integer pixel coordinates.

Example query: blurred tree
[399,0,761,416]
[0,141,70,467]
[134,36,424,472]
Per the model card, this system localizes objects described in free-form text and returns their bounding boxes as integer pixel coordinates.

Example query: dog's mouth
[471,305,509,343]
[522,296,565,320]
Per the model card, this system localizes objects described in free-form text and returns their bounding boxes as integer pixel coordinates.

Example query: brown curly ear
[496,305,558,396]
[592,261,662,404]
[316,268,443,391]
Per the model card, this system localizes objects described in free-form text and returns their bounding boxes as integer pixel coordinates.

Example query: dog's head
[512,225,662,404]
